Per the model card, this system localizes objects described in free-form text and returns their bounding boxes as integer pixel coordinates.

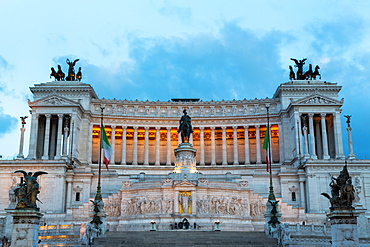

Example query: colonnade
[90,124,280,165]
[295,113,344,159]
[27,113,72,160]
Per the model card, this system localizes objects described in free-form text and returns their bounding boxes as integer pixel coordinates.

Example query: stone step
[93,231,277,247]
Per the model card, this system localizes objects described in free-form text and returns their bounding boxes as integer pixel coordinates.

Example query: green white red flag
[263,127,270,172]
[101,125,112,170]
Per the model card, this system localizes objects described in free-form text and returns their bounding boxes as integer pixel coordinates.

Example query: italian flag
[101,125,112,170]
[263,127,270,172]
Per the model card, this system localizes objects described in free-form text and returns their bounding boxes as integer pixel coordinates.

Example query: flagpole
[96,105,104,201]
[90,105,105,237]
[266,104,276,201]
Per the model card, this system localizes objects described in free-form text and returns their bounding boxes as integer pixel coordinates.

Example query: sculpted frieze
[30,96,79,107]
[120,196,174,216]
[196,195,248,216]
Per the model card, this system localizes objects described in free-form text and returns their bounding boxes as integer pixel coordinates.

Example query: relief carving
[196,196,247,216]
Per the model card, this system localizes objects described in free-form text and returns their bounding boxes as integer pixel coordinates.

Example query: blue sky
[0,1,369,159]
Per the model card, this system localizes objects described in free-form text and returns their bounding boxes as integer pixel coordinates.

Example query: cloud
[0,56,8,69]
[159,3,192,22]
[82,22,289,101]
[0,107,17,137]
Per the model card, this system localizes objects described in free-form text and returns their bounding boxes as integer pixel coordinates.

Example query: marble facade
[0,79,370,235]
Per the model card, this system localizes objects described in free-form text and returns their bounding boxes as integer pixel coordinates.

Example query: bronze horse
[289,66,295,80]
[303,64,313,80]
[312,65,321,80]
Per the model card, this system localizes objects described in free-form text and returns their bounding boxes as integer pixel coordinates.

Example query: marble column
[17,125,26,159]
[155,127,160,166]
[211,127,216,165]
[110,126,116,164]
[66,177,73,208]
[315,119,322,159]
[233,126,239,165]
[308,113,317,159]
[166,127,171,165]
[320,114,330,159]
[302,117,310,158]
[347,126,355,159]
[54,114,63,159]
[298,175,306,209]
[132,126,138,165]
[222,126,227,165]
[256,125,261,164]
[87,124,93,164]
[297,114,303,157]
[62,120,69,157]
[144,126,149,165]
[27,113,39,159]
[333,112,345,159]
[42,114,51,160]
[244,125,250,164]
[121,126,127,165]
[199,127,205,166]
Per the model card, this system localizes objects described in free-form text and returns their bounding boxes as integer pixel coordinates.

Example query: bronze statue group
[289,58,321,80]
[50,58,82,81]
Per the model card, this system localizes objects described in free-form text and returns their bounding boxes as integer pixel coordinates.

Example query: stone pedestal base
[7,209,43,247]
[328,209,361,247]
[173,143,197,174]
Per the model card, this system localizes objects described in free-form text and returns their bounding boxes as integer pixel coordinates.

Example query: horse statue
[50,65,65,81]
[66,58,79,81]
[57,65,65,81]
[178,109,193,143]
[303,64,313,80]
[312,65,321,80]
[290,58,307,80]
[289,65,295,81]
[76,67,82,81]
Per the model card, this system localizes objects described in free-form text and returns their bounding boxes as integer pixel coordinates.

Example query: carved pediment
[292,94,342,106]
[173,180,197,187]
[29,95,80,107]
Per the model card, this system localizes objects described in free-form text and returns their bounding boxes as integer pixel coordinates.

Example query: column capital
[199,126,204,130]
[308,113,314,117]
[232,126,238,130]
[320,113,327,117]
[210,126,215,130]
[122,126,127,130]
[144,126,150,130]
[57,114,63,118]
[166,126,172,130]
[156,127,161,130]
[255,124,260,128]
[45,114,51,118]
[244,125,249,129]
[221,126,227,130]
[133,126,139,130]
[111,125,116,129]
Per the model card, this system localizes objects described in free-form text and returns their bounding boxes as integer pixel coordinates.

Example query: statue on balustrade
[322,164,355,210]
[66,58,79,81]
[178,109,193,143]
[13,170,48,210]
[289,58,321,80]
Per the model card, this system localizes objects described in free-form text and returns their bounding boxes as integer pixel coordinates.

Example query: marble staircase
[93,231,278,247]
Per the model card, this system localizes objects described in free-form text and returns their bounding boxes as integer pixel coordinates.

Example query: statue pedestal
[7,209,43,247]
[264,200,282,237]
[327,209,361,247]
[173,143,198,174]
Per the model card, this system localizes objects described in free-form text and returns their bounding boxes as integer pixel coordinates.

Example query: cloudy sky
[0,1,369,159]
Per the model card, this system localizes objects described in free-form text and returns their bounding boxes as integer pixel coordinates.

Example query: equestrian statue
[178,109,193,143]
